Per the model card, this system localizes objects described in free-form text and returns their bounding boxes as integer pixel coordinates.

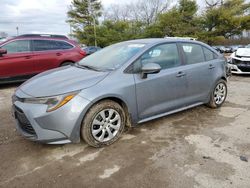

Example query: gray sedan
[12,38,228,147]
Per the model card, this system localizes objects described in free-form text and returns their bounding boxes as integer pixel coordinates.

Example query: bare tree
[133,0,171,25]
[104,0,172,25]
[205,0,223,8]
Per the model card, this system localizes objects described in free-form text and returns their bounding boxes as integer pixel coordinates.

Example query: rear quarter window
[203,47,217,61]
[55,41,74,50]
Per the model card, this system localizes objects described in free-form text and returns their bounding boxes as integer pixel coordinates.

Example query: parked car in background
[12,38,228,147]
[246,44,250,48]
[220,46,233,53]
[82,46,102,55]
[212,46,223,53]
[228,47,250,74]
[231,45,245,52]
[0,34,86,84]
[0,37,8,43]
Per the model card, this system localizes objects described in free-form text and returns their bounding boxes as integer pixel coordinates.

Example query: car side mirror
[141,63,161,79]
[0,49,7,57]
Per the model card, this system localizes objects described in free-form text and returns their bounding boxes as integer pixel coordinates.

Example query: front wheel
[207,79,227,108]
[81,100,125,147]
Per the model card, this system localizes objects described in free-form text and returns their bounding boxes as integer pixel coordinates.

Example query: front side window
[181,43,205,64]
[2,40,30,54]
[133,43,181,71]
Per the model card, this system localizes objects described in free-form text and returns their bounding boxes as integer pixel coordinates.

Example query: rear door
[133,43,188,120]
[0,40,35,78]
[179,43,217,104]
[32,39,72,73]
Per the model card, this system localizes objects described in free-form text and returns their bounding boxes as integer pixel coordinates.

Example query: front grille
[232,59,250,65]
[238,66,250,72]
[14,105,36,135]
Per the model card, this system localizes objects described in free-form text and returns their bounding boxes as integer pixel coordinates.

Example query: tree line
[67,0,250,47]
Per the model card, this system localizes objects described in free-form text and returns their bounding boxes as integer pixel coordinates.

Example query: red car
[0,34,86,84]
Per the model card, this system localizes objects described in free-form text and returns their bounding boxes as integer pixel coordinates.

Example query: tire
[60,62,74,66]
[207,79,227,108]
[81,100,126,147]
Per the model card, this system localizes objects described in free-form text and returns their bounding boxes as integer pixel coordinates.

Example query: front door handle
[209,64,215,69]
[176,71,186,77]
[56,53,62,56]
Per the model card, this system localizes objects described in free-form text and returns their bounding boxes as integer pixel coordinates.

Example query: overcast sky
[0,0,205,37]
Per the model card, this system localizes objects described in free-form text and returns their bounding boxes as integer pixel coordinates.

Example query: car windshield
[78,42,146,71]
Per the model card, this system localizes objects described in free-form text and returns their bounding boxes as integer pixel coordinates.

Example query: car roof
[123,38,206,46]
[124,38,220,55]
[13,36,69,41]
[0,36,77,47]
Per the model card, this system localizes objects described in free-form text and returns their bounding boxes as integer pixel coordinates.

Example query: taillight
[79,50,86,56]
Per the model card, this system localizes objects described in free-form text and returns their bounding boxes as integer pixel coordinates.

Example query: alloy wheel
[91,109,121,142]
[214,83,226,105]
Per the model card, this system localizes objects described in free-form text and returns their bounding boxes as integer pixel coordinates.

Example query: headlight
[231,58,238,64]
[23,92,79,112]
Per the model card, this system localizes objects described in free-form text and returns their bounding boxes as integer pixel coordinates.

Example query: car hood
[19,66,109,97]
[235,48,250,57]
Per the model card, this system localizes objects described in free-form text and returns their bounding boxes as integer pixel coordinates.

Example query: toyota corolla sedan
[12,38,228,147]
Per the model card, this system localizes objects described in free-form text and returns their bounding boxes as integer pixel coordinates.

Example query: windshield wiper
[75,63,114,72]
[75,63,101,71]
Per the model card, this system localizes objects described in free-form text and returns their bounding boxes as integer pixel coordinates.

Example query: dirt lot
[0,76,250,188]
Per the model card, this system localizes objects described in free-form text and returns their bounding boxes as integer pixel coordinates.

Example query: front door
[0,40,35,78]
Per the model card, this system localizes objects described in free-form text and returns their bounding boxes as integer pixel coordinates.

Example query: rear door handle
[209,64,215,69]
[25,56,32,59]
[56,53,62,56]
[176,71,186,77]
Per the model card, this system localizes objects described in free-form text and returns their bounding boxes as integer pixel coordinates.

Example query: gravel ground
[0,76,250,188]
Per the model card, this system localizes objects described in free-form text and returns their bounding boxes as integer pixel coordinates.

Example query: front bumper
[12,90,91,144]
[227,63,250,75]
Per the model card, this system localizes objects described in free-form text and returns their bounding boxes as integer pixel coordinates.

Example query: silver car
[12,39,228,147]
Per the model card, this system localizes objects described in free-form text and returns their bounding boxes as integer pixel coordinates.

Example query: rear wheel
[81,100,125,147]
[207,79,227,108]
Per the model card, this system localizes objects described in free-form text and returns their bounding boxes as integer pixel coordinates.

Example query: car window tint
[138,43,181,70]
[181,43,205,64]
[2,40,30,54]
[33,40,59,51]
[55,41,73,49]
[203,47,216,61]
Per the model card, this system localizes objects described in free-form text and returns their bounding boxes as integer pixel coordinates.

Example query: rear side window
[2,40,30,54]
[181,43,205,64]
[33,40,58,51]
[203,47,217,61]
[33,40,73,51]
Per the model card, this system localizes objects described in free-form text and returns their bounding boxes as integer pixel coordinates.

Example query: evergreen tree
[67,0,102,45]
